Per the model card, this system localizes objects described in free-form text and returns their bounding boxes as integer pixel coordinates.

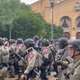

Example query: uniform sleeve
[24,52,37,74]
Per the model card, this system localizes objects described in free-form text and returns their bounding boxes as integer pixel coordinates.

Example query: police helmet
[42,39,50,47]
[9,39,15,45]
[24,38,34,48]
[33,36,39,41]
[3,37,8,45]
[0,37,4,45]
[17,38,23,44]
[58,37,68,49]
[71,40,80,51]
[3,37,8,42]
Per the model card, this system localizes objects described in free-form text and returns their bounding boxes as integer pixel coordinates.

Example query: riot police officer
[16,38,26,80]
[55,37,69,60]
[33,35,40,51]
[9,39,16,78]
[57,40,80,80]
[21,38,42,80]
[33,36,39,42]
[0,37,9,80]
[40,39,53,80]
[67,40,80,80]
[54,37,69,79]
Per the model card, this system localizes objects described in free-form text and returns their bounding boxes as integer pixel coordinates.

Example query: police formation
[0,36,80,80]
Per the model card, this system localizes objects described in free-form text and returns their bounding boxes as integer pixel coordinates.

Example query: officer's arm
[24,53,37,74]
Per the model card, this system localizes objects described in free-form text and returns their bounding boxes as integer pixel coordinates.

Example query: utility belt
[0,64,3,69]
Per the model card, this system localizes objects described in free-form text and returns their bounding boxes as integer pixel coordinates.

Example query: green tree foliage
[53,25,64,39]
[0,0,31,38]
[20,3,31,11]
[0,0,63,39]
[1,0,31,26]
[12,12,47,39]
[45,24,64,39]
[13,11,63,39]
[0,0,20,25]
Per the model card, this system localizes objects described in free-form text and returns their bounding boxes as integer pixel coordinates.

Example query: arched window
[62,19,69,28]
[76,32,80,39]
[60,17,71,28]
[76,17,80,27]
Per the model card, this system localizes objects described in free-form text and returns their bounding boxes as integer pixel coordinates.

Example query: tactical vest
[0,46,9,64]
[32,48,42,68]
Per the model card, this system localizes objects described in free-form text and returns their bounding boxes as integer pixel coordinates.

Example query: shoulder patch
[22,45,26,49]
[43,49,49,54]
[29,52,34,59]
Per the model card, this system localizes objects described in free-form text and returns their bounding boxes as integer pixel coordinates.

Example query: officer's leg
[0,67,7,80]
[40,65,48,80]
[11,65,15,76]
[18,66,24,80]
[9,65,15,78]
[14,61,19,75]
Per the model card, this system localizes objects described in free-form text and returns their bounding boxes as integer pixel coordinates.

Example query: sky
[20,0,39,4]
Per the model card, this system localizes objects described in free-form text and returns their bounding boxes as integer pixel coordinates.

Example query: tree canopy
[0,0,63,40]
[12,12,47,39]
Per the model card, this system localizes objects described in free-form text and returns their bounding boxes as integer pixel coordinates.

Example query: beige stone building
[31,0,80,39]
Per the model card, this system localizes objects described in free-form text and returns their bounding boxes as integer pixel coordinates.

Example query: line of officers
[0,36,80,80]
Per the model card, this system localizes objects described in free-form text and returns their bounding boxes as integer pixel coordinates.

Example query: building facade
[31,0,80,39]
